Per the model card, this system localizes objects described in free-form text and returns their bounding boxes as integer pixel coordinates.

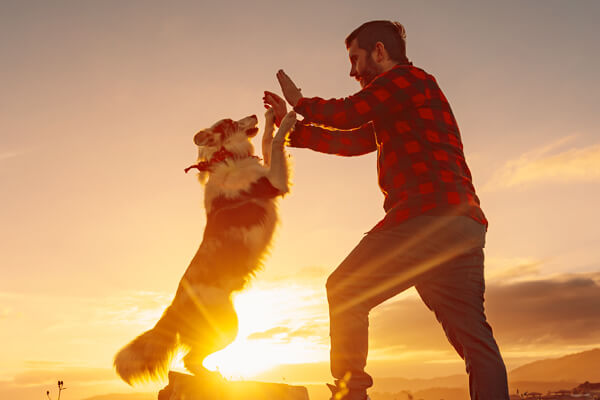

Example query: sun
[182,283,329,380]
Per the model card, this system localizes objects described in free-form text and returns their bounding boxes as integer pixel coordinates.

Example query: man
[263,20,509,400]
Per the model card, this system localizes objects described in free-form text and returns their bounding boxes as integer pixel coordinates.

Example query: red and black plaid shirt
[288,63,487,232]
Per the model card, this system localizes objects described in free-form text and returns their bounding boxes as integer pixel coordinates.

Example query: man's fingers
[277,72,290,86]
[263,92,275,104]
[277,69,290,81]
[263,91,277,101]
[276,70,292,87]
[276,74,285,89]
[263,97,277,108]
[278,70,298,90]
[263,93,285,109]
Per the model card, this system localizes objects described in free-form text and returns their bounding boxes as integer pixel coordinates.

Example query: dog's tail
[114,307,178,385]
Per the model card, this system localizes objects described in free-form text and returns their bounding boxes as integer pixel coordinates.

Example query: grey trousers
[326,216,509,400]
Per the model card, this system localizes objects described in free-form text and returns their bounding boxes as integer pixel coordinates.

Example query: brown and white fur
[114,109,296,384]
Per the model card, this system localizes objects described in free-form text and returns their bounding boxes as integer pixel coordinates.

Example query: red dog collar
[184,147,235,173]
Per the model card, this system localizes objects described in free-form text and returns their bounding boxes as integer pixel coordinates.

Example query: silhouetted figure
[264,20,509,400]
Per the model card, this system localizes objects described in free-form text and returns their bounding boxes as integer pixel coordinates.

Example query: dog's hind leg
[176,282,239,375]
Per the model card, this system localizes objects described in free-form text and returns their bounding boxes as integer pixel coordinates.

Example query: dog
[114,109,297,384]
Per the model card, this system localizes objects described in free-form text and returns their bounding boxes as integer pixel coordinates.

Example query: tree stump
[158,370,310,400]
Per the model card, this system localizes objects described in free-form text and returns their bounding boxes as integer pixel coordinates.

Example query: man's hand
[276,69,302,107]
[263,91,287,127]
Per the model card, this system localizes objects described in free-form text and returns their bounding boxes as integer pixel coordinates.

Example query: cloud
[0,307,11,320]
[11,367,117,386]
[368,272,600,355]
[22,361,67,369]
[30,290,172,335]
[247,326,291,340]
[268,266,330,286]
[0,150,24,162]
[81,394,154,400]
[0,366,155,400]
[485,272,600,345]
[483,136,600,191]
[486,257,544,282]
[246,322,326,342]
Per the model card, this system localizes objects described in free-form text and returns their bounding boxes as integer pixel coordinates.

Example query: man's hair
[345,20,408,63]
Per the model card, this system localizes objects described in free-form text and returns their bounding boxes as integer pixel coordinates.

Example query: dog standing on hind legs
[114,109,297,384]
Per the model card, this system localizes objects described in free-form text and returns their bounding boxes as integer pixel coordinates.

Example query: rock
[158,371,309,400]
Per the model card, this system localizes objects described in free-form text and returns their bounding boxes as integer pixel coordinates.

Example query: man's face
[348,38,381,88]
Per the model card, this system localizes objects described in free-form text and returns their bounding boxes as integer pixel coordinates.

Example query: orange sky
[1,1,600,399]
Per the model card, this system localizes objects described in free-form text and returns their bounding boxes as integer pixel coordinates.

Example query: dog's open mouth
[245,127,259,136]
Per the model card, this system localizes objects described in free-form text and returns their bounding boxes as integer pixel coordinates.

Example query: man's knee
[326,271,360,313]
[326,271,342,302]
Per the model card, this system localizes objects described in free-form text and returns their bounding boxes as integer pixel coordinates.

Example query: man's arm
[289,121,377,156]
[277,69,413,130]
[265,90,377,156]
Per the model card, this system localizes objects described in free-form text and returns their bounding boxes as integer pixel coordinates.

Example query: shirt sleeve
[293,70,412,130]
[288,120,377,156]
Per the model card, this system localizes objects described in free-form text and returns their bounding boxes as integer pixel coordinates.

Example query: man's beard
[358,56,382,88]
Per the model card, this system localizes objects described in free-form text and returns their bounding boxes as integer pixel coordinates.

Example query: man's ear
[373,41,387,63]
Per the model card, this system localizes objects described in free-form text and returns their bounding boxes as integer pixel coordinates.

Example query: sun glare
[197,284,329,380]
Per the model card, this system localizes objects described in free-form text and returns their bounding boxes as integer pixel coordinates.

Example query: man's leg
[326,216,490,399]
[415,220,509,400]
[326,229,406,399]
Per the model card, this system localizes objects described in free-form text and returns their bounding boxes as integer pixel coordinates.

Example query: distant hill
[307,376,469,400]
[369,348,600,391]
[81,393,154,400]
[307,348,600,399]
[372,375,467,392]
[509,348,600,382]
[367,388,469,400]
[508,380,579,394]
[82,349,600,400]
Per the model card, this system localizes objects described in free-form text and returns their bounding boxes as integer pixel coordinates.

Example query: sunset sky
[1,1,599,399]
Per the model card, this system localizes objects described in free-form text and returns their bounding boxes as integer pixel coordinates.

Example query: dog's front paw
[273,111,296,145]
[279,111,296,133]
[265,108,276,125]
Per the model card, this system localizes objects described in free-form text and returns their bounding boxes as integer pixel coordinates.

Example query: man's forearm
[288,121,377,156]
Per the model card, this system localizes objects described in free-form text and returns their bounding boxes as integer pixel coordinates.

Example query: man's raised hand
[263,91,287,127]
[276,70,302,108]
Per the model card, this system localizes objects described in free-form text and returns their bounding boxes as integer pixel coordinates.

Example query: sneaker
[326,383,370,400]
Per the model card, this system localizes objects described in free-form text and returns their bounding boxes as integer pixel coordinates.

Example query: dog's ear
[194,130,215,146]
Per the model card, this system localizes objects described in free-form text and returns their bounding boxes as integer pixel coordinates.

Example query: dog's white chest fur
[204,159,267,214]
